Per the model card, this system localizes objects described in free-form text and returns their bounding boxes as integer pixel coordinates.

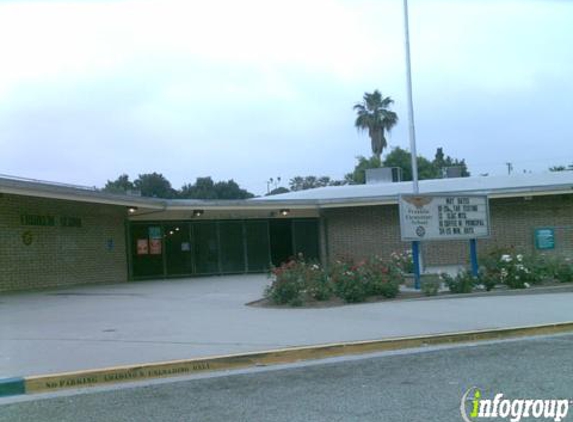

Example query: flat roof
[0,174,317,211]
[2,172,573,212]
[258,172,573,206]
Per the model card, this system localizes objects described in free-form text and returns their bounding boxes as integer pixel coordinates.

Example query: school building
[1,172,573,292]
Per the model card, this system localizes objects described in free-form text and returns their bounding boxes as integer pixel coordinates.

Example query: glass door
[164,223,193,276]
[130,223,164,278]
[193,222,220,274]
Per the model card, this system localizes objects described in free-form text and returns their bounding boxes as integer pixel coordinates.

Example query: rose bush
[266,255,404,305]
[265,258,331,306]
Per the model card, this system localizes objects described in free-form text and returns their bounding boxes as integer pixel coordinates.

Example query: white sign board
[399,195,490,241]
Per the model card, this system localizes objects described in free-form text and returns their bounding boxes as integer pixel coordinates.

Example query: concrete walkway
[2,274,573,377]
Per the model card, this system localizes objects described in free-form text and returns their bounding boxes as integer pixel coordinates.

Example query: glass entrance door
[164,223,193,276]
[193,222,220,274]
[269,220,294,266]
[128,218,320,279]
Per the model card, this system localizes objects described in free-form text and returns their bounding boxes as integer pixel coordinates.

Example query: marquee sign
[399,194,490,241]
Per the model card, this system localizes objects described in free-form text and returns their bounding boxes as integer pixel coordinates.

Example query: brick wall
[0,193,128,292]
[324,195,573,266]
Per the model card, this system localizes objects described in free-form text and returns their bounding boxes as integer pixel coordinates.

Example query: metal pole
[470,239,479,277]
[404,0,421,289]
[412,240,421,290]
[403,0,419,193]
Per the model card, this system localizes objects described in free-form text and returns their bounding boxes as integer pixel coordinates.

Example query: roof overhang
[2,174,573,218]
[0,176,166,210]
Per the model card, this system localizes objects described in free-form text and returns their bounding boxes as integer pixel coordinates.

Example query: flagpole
[403,0,422,289]
[403,0,419,193]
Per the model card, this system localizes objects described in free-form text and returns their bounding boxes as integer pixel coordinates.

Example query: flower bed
[263,249,573,307]
[265,255,404,306]
[441,248,573,294]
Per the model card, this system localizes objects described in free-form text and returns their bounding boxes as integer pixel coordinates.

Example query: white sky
[0,0,571,195]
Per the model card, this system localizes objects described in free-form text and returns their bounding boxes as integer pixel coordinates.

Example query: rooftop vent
[365,167,403,184]
[442,167,463,178]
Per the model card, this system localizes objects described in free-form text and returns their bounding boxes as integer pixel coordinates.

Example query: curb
[0,378,25,397]
[4,321,573,397]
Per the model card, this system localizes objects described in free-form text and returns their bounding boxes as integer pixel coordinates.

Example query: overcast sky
[0,0,571,195]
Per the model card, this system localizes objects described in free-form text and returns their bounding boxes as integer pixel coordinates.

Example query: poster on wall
[399,194,490,241]
[535,228,555,250]
[148,226,161,239]
[137,239,149,255]
[149,239,162,255]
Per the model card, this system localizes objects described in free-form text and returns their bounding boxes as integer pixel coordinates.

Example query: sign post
[412,240,421,289]
[399,195,490,284]
[469,239,479,277]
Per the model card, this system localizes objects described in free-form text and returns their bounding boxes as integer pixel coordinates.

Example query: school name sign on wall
[399,195,490,241]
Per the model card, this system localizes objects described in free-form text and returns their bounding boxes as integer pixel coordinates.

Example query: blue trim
[0,377,26,397]
[470,239,479,277]
[412,241,421,290]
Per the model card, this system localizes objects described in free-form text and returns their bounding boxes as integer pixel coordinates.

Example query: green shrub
[421,279,440,296]
[532,254,573,283]
[555,262,573,283]
[266,258,331,306]
[441,271,475,294]
[330,260,368,303]
[487,252,540,289]
[477,271,497,291]
[390,250,414,274]
[329,257,403,303]
[361,256,402,298]
[267,255,405,306]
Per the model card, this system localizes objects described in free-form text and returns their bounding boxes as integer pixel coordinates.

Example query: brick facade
[0,193,128,292]
[3,189,573,291]
[324,195,573,266]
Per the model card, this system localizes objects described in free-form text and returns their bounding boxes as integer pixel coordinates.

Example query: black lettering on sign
[60,216,82,228]
[463,205,478,212]
[20,214,82,228]
[20,214,56,226]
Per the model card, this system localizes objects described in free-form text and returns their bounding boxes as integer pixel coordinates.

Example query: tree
[383,147,438,181]
[266,187,290,196]
[345,156,382,184]
[180,177,254,199]
[103,174,135,194]
[433,147,470,177]
[213,180,255,199]
[134,173,176,198]
[345,147,471,184]
[354,90,398,160]
[180,177,217,199]
[288,176,347,191]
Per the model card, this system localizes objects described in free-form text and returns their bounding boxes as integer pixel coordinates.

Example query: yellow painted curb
[24,321,573,394]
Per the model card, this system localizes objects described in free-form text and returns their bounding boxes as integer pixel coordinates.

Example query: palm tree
[354,90,398,160]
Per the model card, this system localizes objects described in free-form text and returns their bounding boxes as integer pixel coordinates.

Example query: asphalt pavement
[2,333,573,421]
[2,274,573,377]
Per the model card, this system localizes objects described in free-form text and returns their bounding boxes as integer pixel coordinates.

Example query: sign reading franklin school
[399,195,490,241]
